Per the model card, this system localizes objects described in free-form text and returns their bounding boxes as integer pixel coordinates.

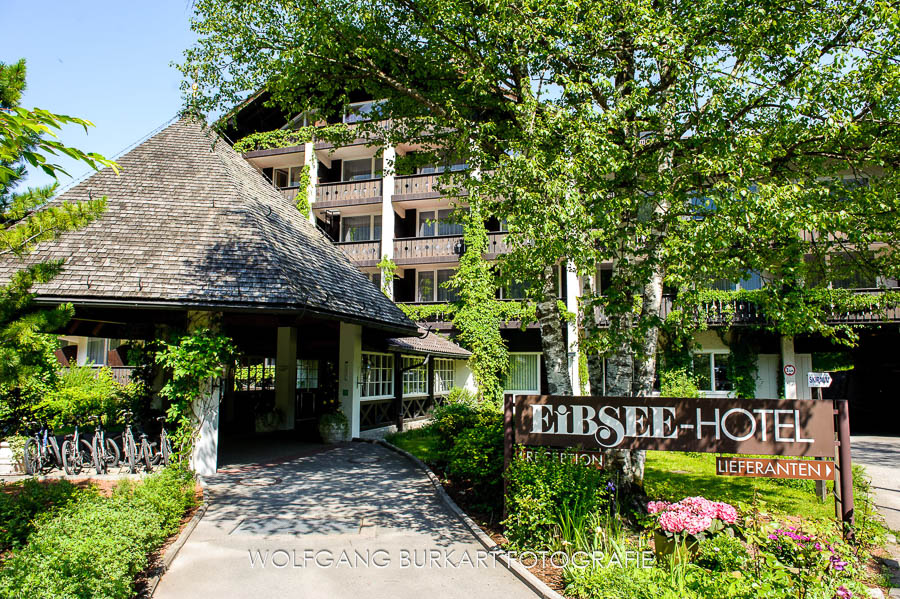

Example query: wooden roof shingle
[0,118,416,334]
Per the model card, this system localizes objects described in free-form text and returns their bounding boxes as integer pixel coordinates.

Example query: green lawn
[385,426,442,464]
[644,451,837,520]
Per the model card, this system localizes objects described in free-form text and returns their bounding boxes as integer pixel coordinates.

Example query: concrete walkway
[153,443,539,599]
[851,435,900,532]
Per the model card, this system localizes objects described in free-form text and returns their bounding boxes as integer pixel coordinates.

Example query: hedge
[0,467,196,599]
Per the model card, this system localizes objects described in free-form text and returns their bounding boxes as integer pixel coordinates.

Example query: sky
[2,0,199,190]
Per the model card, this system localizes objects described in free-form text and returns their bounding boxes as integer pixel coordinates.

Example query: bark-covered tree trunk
[535,264,573,395]
[584,277,605,396]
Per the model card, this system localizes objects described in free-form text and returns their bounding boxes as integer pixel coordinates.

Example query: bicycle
[150,416,173,468]
[119,410,152,473]
[23,421,64,475]
[61,421,93,476]
[89,415,120,474]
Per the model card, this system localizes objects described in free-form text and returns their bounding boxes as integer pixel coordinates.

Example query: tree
[182,0,900,487]
[0,59,116,423]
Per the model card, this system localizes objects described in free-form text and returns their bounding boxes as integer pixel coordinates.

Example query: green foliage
[37,365,138,429]
[444,412,504,509]
[659,368,702,399]
[293,164,311,217]
[503,451,612,551]
[377,255,397,297]
[156,329,235,459]
[0,467,196,599]
[694,534,749,571]
[230,123,351,154]
[449,208,508,403]
[427,401,489,458]
[446,386,477,406]
[0,479,81,553]
[0,60,114,428]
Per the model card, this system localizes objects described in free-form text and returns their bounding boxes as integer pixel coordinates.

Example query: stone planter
[318,417,348,444]
[653,531,699,564]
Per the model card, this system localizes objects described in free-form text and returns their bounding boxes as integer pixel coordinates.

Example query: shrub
[38,365,136,429]
[660,368,702,398]
[694,533,749,571]
[503,450,612,550]
[446,386,478,406]
[0,467,196,599]
[0,479,82,553]
[445,410,504,509]
[428,401,496,459]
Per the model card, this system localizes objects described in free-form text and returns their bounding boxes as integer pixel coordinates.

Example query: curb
[373,439,567,599]
[146,500,209,597]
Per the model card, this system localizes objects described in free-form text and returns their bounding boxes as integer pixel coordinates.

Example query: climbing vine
[231,123,353,154]
[448,207,508,404]
[719,328,759,399]
[399,300,537,327]
[155,329,235,460]
[294,165,311,218]
[377,255,397,297]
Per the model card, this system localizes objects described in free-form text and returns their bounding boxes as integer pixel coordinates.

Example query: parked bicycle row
[23,410,173,476]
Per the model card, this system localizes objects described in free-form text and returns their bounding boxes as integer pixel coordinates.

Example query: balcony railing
[279,187,300,203]
[316,179,383,205]
[335,239,381,263]
[393,235,462,264]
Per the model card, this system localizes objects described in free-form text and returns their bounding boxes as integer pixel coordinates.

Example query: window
[273,166,307,188]
[402,356,427,396]
[417,271,435,302]
[418,161,467,174]
[417,209,465,237]
[343,100,383,124]
[296,360,319,390]
[417,269,458,302]
[436,269,458,302]
[434,359,455,394]
[361,352,393,398]
[366,272,382,289]
[499,264,561,299]
[86,338,107,365]
[341,215,381,242]
[692,352,733,393]
[712,271,763,292]
[504,353,540,393]
[342,156,383,181]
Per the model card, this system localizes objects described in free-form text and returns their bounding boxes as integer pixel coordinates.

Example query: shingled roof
[386,329,473,359]
[0,117,416,334]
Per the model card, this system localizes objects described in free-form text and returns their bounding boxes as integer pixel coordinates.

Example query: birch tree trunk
[535,264,573,395]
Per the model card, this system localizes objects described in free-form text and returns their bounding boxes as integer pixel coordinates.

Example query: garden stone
[868,588,885,599]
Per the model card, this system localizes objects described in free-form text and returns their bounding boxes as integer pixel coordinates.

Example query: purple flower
[833,585,853,599]
[606,481,616,492]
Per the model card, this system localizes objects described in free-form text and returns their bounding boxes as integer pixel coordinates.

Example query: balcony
[279,187,301,203]
[485,232,510,258]
[315,179,383,208]
[335,240,381,266]
[393,235,463,265]
[393,174,444,200]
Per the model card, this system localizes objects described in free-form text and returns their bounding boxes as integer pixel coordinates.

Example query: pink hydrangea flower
[647,496,738,535]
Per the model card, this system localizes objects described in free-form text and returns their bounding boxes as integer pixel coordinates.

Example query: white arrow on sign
[807,372,833,388]
[823,462,833,479]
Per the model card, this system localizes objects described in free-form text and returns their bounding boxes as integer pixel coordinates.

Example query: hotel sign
[716,457,835,480]
[513,395,835,458]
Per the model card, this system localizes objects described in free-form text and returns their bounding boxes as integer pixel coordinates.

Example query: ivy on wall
[447,208,509,404]
[377,255,397,298]
[231,123,353,154]
[155,329,235,460]
[399,300,537,326]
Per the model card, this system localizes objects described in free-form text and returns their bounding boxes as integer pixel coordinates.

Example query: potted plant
[318,409,349,443]
[647,496,738,563]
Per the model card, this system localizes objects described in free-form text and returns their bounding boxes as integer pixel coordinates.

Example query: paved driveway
[851,435,900,532]
[154,443,539,599]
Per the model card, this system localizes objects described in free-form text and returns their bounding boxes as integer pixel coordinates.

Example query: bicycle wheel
[161,436,173,467]
[139,438,153,472]
[61,439,81,476]
[91,435,108,474]
[104,438,121,468]
[23,438,40,475]
[125,435,137,474]
[79,439,94,471]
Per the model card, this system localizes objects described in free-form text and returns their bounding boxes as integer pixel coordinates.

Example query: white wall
[338,322,363,438]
